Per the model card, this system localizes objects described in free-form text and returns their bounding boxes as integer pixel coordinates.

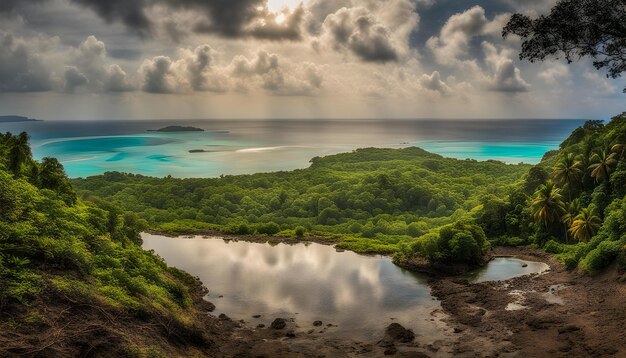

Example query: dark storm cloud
[0,0,46,14]
[322,7,400,63]
[0,31,53,92]
[2,0,304,40]
[71,0,151,35]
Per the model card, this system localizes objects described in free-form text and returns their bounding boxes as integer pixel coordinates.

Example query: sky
[0,0,624,120]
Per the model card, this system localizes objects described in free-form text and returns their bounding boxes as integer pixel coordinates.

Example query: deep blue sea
[0,119,584,178]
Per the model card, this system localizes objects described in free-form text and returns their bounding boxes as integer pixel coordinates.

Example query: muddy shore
[148,234,626,357]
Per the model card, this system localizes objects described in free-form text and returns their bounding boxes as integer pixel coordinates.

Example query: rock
[252,315,261,318]
[522,263,528,267]
[271,318,287,330]
[383,346,398,355]
[257,324,265,328]
[313,321,323,327]
[385,323,415,343]
[377,339,394,348]
[454,327,464,333]
[285,330,296,338]
[218,313,230,321]
[202,301,216,312]
[558,325,581,334]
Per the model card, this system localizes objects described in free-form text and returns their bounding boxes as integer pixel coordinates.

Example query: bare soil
[3,244,624,357]
[427,246,626,357]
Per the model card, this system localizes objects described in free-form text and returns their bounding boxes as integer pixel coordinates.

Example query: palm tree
[561,199,581,242]
[589,149,617,183]
[612,143,624,161]
[531,181,566,228]
[8,132,31,177]
[569,207,602,242]
[552,153,582,201]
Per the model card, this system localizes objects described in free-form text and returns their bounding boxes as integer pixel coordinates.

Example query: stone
[385,323,415,343]
[271,318,287,330]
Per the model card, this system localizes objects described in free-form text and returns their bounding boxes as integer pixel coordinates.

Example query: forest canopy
[73,114,626,271]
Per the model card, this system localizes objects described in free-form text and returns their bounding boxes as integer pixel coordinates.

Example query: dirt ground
[426,246,626,357]
[3,244,624,357]
[209,245,626,357]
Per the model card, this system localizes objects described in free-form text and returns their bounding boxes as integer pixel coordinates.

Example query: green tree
[561,199,582,242]
[531,181,565,228]
[569,207,602,242]
[612,143,625,161]
[589,149,617,183]
[503,0,626,93]
[8,132,31,177]
[40,157,77,205]
[552,153,582,201]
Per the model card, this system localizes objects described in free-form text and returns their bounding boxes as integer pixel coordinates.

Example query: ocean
[0,119,584,178]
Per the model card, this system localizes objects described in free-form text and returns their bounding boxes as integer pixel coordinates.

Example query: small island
[0,115,42,123]
[149,126,204,133]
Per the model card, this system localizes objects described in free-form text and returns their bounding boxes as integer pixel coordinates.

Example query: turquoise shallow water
[0,119,583,178]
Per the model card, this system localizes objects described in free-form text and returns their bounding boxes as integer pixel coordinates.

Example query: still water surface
[464,257,550,283]
[142,234,549,340]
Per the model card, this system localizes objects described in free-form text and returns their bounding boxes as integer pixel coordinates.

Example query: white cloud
[482,41,529,93]
[314,0,419,63]
[426,6,508,66]
[230,50,323,95]
[538,62,571,84]
[419,70,451,96]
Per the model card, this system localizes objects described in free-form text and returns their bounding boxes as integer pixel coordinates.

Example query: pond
[142,234,550,341]
[142,233,447,341]
[464,257,550,283]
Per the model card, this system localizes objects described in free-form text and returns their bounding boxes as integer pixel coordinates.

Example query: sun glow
[266,0,300,12]
[275,13,286,24]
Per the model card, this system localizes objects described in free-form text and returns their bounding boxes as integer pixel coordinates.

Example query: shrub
[294,226,306,237]
[257,222,280,235]
[580,241,622,273]
[407,221,428,237]
[225,222,252,235]
[437,221,489,265]
[544,240,563,254]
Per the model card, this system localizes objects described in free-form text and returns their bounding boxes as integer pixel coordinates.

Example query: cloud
[538,62,570,84]
[68,36,135,92]
[70,0,151,35]
[138,46,322,96]
[426,6,507,66]
[106,64,135,92]
[230,50,323,95]
[482,41,529,92]
[0,30,56,92]
[140,56,176,93]
[63,66,88,92]
[583,71,618,97]
[419,71,451,96]
[10,0,307,41]
[320,5,415,63]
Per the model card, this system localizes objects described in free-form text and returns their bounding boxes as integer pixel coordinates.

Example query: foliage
[0,133,202,332]
[73,147,529,262]
[519,114,626,271]
[504,0,626,93]
[72,114,626,272]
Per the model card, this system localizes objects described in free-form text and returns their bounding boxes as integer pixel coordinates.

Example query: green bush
[580,241,622,273]
[294,226,306,237]
[544,240,563,254]
[257,222,280,235]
